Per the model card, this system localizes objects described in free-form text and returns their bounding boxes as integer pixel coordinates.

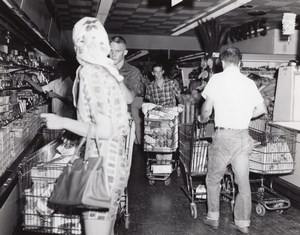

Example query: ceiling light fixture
[2,0,14,9]
[171,0,252,36]
[126,50,149,62]
[177,52,205,62]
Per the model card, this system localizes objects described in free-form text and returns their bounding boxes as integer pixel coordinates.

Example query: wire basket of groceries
[143,104,181,153]
[18,133,82,234]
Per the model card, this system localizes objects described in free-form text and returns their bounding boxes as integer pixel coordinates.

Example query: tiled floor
[117,145,300,235]
[14,144,300,235]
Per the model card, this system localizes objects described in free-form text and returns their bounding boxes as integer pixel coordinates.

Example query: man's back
[202,66,263,129]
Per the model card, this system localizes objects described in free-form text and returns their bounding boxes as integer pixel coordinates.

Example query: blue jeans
[206,129,254,228]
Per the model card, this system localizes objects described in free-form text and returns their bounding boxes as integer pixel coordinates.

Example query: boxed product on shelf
[0,96,10,105]
[0,104,9,113]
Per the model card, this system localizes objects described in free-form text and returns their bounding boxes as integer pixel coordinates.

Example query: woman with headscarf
[41,17,130,235]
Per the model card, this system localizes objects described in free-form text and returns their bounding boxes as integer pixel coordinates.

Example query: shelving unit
[241,69,277,79]
[0,59,51,195]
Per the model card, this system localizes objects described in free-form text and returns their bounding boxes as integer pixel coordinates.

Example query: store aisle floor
[13,144,300,235]
[117,145,300,235]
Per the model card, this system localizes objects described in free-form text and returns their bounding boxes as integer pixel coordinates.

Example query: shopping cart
[19,121,136,234]
[116,119,135,229]
[249,123,296,216]
[144,107,180,186]
[18,129,82,234]
[178,121,235,219]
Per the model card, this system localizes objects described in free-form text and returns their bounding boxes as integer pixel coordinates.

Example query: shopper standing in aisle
[145,63,184,106]
[24,61,75,118]
[41,17,130,235]
[198,47,267,234]
[109,36,145,145]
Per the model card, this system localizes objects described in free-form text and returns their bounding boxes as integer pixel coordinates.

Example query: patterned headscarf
[72,17,123,82]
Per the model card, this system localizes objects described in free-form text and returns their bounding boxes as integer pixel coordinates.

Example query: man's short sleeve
[202,77,215,100]
[121,64,144,97]
[42,80,55,92]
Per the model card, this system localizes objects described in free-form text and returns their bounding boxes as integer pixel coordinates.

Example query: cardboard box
[151,164,172,174]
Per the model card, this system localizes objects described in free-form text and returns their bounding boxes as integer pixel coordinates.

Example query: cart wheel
[275,209,283,214]
[165,178,171,186]
[256,203,266,216]
[149,180,155,185]
[177,166,181,177]
[124,214,130,229]
[221,196,230,202]
[190,202,197,219]
[257,187,264,192]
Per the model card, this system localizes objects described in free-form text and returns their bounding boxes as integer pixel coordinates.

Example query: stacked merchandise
[249,129,295,174]
[191,140,210,173]
[144,106,179,153]
[0,104,47,175]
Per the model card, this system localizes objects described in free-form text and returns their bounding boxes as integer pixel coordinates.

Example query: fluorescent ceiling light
[97,0,113,24]
[3,0,14,9]
[126,50,149,62]
[177,52,205,62]
[172,0,252,36]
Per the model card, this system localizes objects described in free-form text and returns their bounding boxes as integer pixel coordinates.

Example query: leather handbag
[48,127,111,210]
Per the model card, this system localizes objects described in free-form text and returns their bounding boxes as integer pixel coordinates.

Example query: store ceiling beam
[171,0,252,36]
[96,0,113,24]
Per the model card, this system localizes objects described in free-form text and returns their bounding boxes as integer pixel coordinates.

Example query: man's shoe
[230,224,249,234]
[203,217,219,229]
[236,226,249,234]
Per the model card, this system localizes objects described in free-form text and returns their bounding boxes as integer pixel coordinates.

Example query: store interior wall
[273,29,300,55]
[59,30,202,57]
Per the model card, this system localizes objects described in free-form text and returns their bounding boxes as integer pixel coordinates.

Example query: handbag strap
[84,124,106,174]
[81,81,110,173]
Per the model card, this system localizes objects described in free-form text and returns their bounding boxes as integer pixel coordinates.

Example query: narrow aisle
[117,145,300,235]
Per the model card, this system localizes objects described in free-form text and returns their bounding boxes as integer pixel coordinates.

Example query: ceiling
[1,0,300,62]
[53,0,300,36]
[48,0,300,63]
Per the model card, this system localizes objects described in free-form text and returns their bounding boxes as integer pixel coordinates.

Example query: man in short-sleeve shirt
[145,63,183,106]
[24,61,75,118]
[198,47,266,234]
[42,76,74,118]
[110,36,145,145]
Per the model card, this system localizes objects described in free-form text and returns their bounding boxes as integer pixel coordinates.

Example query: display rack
[0,59,51,206]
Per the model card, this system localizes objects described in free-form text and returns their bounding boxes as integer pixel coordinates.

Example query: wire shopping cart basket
[116,118,135,229]
[249,123,297,216]
[144,106,180,186]
[178,121,235,219]
[18,130,82,234]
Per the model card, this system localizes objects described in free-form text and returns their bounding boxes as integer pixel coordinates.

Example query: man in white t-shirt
[198,47,266,234]
[25,62,75,118]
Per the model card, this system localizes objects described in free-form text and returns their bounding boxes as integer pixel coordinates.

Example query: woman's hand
[40,113,64,130]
